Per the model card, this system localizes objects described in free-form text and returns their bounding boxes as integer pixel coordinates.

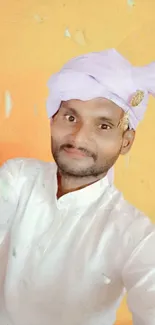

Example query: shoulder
[110,184,154,257]
[109,183,149,224]
[1,157,56,178]
[0,158,56,195]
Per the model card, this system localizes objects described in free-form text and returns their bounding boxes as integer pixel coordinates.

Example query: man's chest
[5,196,123,307]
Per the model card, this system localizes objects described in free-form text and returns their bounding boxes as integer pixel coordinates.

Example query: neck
[57,170,107,198]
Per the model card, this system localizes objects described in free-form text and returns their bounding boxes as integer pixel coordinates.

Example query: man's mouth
[63,147,88,158]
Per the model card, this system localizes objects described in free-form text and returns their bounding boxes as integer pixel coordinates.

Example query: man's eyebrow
[61,106,79,116]
[97,116,116,126]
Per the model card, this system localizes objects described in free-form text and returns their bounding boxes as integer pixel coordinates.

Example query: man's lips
[63,147,88,157]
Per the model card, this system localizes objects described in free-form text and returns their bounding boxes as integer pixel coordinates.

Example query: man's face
[50,98,134,178]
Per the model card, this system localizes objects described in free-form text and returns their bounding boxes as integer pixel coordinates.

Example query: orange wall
[1,1,155,324]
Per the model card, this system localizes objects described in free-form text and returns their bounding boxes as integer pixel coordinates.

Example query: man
[0,49,155,325]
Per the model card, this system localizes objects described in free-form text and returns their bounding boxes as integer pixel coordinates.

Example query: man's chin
[57,161,94,177]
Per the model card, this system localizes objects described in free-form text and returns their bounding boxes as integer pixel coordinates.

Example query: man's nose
[71,123,93,146]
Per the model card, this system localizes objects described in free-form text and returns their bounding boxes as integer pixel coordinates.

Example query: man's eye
[65,115,76,122]
[99,124,111,130]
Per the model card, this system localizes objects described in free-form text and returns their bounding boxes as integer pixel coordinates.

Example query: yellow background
[0,1,155,324]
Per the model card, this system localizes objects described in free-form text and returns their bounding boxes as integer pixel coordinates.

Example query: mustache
[60,143,97,161]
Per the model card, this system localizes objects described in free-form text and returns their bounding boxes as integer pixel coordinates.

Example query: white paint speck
[74,30,87,46]
[127,0,135,7]
[64,28,71,38]
[33,14,47,23]
[5,90,13,118]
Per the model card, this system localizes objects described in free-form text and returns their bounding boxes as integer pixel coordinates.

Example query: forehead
[60,98,124,121]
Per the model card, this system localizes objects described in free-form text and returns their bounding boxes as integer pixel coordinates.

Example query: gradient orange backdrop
[0,1,155,324]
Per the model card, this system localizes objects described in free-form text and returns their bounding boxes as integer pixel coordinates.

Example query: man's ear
[120,129,135,155]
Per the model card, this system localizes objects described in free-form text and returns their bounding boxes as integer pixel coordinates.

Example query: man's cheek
[100,142,119,154]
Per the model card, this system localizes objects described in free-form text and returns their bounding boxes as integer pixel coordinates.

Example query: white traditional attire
[0,49,155,324]
[0,158,155,325]
[0,159,155,325]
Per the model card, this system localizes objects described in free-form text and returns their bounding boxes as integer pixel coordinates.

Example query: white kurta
[0,158,155,325]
